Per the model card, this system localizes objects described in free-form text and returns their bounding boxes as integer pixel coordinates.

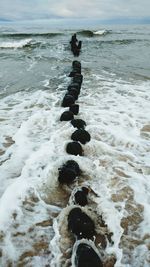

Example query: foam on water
[93,29,108,35]
[0,58,150,266]
[0,39,32,48]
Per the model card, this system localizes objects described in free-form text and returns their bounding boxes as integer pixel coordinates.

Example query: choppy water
[0,20,150,267]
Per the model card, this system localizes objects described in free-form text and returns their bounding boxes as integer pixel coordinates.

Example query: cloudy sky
[0,0,149,21]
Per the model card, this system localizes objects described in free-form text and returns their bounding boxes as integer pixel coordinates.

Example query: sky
[0,0,150,22]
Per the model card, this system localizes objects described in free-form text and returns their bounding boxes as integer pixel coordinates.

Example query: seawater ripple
[0,32,63,38]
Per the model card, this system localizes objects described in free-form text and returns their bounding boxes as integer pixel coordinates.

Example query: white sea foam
[0,39,32,48]
[94,29,108,35]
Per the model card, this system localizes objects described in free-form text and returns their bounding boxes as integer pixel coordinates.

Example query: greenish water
[0,22,150,98]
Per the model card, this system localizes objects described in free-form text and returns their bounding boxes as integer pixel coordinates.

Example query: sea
[0,19,150,267]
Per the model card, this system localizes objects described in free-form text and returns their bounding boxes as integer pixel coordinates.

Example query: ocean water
[0,20,150,267]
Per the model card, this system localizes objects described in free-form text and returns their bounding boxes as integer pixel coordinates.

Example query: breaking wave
[0,39,32,49]
[77,29,110,37]
[0,39,46,49]
[93,29,109,35]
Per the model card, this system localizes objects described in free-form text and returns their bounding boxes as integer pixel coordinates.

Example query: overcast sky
[0,0,149,21]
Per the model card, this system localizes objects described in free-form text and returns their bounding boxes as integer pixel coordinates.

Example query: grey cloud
[0,0,150,21]
[51,0,150,18]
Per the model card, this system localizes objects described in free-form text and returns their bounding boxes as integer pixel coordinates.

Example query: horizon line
[0,17,150,24]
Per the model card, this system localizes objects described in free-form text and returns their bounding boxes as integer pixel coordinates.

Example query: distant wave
[93,29,109,36]
[77,29,110,37]
[0,39,32,49]
[0,32,63,38]
[99,38,145,45]
[76,30,94,37]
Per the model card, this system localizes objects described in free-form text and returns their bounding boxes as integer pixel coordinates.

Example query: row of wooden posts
[55,35,105,267]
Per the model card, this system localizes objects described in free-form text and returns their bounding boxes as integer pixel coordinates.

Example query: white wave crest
[0,38,32,48]
[94,29,108,35]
